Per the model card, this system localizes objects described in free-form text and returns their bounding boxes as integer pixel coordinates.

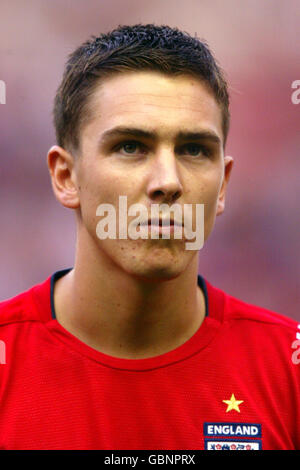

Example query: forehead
[83,71,223,143]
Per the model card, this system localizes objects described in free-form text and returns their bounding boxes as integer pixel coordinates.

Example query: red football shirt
[0,269,299,450]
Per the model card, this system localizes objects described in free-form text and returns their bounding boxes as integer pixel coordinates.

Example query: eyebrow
[99,126,222,146]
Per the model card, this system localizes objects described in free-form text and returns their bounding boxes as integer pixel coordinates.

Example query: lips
[149,218,173,227]
[140,218,181,227]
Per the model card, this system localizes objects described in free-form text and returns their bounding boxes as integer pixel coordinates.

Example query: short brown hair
[53,24,230,154]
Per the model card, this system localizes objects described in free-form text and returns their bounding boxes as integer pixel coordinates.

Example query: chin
[104,239,192,281]
[125,259,185,283]
[131,272,183,283]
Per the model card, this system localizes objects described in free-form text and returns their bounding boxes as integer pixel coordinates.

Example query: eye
[180,143,211,157]
[114,140,146,155]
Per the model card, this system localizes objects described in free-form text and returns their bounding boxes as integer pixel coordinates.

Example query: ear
[216,155,234,216]
[47,145,80,209]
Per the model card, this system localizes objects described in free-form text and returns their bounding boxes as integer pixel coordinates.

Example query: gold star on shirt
[223,393,244,413]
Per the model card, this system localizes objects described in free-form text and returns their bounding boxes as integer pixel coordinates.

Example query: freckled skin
[48,71,233,358]
[72,71,233,281]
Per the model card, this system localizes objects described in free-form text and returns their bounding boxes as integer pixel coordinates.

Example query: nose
[146,148,183,204]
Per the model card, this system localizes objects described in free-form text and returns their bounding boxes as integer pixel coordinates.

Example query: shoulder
[205,280,300,382]
[205,278,299,340]
[0,276,52,327]
[220,286,299,355]
[224,290,298,332]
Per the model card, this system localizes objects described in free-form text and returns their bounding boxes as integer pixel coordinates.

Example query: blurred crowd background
[1,0,299,320]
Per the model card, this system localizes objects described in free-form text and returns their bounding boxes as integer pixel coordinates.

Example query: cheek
[79,162,118,205]
[77,168,112,233]
[77,165,136,238]
[199,173,223,238]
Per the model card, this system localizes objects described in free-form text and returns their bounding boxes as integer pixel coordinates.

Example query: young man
[0,24,299,451]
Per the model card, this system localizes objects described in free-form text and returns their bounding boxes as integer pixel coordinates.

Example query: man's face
[71,71,233,280]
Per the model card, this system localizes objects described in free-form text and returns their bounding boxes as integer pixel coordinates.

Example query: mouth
[140,218,181,227]
[139,219,182,228]
[137,218,183,236]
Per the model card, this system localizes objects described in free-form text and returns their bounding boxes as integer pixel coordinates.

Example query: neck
[53,237,206,359]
